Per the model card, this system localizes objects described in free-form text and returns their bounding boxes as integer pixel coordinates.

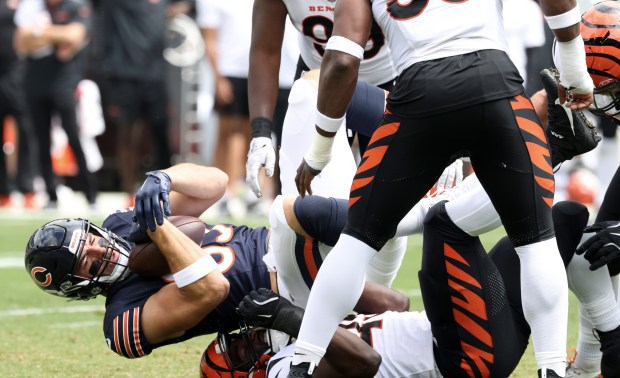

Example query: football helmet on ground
[200,325,273,378]
[25,218,131,300]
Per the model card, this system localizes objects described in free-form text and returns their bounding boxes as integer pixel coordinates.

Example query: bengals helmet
[24,218,131,300]
[200,331,271,378]
[581,1,620,118]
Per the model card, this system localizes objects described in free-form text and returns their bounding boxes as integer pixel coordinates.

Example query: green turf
[0,216,579,377]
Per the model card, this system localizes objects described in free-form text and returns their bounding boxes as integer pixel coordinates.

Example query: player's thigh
[471,96,554,245]
[344,114,454,250]
[268,195,325,308]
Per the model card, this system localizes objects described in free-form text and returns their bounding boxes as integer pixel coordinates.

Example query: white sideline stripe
[0,256,23,268]
[0,305,103,317]
[396,288,421,298]
[49,320,100,329]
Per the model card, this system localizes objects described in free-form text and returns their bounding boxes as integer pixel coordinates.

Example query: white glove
[436,159,464,193]
[246,137,276,198]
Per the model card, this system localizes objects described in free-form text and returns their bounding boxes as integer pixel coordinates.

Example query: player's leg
[29,96,57,206]
[54,87,98,205]
[143,80,172,170]
[420,201,527,377]
[292,112,452,369]
[470,95,568,375]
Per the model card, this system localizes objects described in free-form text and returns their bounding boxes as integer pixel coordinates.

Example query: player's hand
[128,221,151,244]
[436,159,464,192]
[295,159,320,198]
[559,84,594,110]
[575,221,620,271]
[133,171,172,232]
[237,288,304,337]
[246,137,276,198]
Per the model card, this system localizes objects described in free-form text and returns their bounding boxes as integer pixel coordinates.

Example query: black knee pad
[293,196,348,246]
[552,200,589,267]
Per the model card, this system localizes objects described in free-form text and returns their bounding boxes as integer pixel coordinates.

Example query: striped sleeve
[104,307,151,358]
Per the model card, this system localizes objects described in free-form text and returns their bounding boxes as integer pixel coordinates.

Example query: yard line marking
[394,288,421,297]
[0,256,23,268]
[0,305,103,317]
[49,320,101,329]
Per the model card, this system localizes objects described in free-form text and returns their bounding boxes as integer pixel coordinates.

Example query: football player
[245,0,398,200]
[289,0,594,376]
[201,200,591,378]
[24,162,410,359]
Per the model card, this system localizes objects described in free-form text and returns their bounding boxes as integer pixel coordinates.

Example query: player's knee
[423,200,461,236]
[294,196,347,246]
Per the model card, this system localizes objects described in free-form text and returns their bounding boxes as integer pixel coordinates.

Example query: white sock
[292,234,376,365]
[366,236,407,287]
[572,304,602,372]
[516,238,568,376]
[568,253,620,333]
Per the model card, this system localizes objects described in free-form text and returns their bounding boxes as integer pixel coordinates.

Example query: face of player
[73,233,121,279]
[227,329,270,372]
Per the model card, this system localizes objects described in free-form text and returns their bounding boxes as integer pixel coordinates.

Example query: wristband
[315,110,345,133]
[251,117,273,138]
[553,36,595,94]
[173,255,218,288]
[303,131,335,172]
[325,36,365,60]
[544,6,581,30]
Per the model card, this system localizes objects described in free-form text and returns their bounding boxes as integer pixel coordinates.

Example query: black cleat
[288,362,313,377]
[540,68,601,169]
[596,325,620,378]
[538,368,563,378]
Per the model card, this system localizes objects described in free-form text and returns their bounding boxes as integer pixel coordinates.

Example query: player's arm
[246,0,288,198]
[164,163,228,218]
[295,0,372,197]
[539,0,594,109]
[240,290,381,378]
[141,220,229,344]
[133,163,228,233]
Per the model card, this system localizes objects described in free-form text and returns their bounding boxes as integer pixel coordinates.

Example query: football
[128,215,206,277]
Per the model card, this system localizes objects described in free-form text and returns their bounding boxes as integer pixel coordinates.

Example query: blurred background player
[96,0,173,207]
[197,0,262,219]
[0,0,38,210]
[14,0,98,210]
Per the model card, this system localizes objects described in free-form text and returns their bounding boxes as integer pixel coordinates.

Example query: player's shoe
[596,325,620,378]
[565,364,602,378]
[538,368,563,378]
[540,68,601,169]
[0,194,13,207]
[288,362,312,378]
[565,348,602,378]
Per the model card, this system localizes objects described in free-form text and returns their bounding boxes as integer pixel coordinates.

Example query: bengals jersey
[370,0,508,74]
[101,210,271,358]
[282,0,396,86]
[266,311,441,377]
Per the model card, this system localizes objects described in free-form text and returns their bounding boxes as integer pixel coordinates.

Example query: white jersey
[371,0,509,75]
[282,0,397,85]
[266,311,442,378]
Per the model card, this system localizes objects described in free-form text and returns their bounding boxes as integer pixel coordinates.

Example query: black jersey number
[387,0,469,20]
[301,16,385,60]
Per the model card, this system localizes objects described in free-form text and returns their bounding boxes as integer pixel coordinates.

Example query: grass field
[0,213,580,377]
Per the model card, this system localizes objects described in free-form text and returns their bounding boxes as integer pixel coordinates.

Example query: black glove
[133,171,172,232]
[237,288,304,338]
[575,221,620,271]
